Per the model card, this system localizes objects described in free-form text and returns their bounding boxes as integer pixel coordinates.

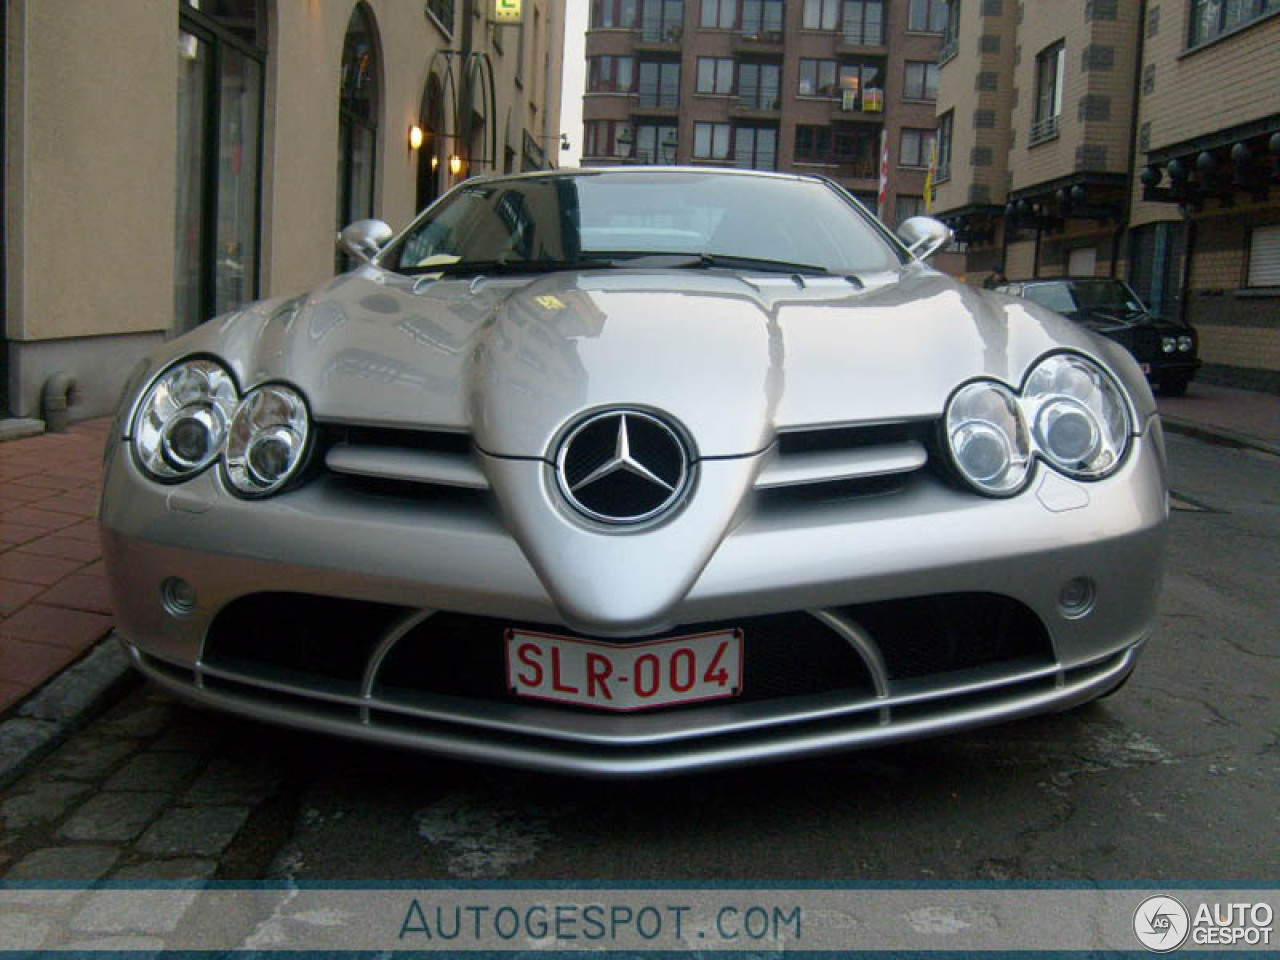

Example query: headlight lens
[946,353,1133,494]
[945,381,1032,495]
[1178,335,1193,352]
[1023,354,1131,478]
[224,385,310,496]
[1161,336,1177,354]
[132,359,238,480]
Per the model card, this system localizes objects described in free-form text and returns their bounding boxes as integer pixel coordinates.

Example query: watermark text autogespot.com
[398,899,803,945]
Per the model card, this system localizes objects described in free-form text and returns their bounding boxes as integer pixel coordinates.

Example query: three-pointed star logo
[570,414,675,493]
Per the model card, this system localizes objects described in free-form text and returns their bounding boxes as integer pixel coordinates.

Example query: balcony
[830,89,885,121]
[730,90,782,119]
[734,28,784,52]
[795,156,878,181]
[836,27,886,54]
[938,37,957,65]
[633,84,680,117]
[1029,114,1060,146]
[634,22,683,52]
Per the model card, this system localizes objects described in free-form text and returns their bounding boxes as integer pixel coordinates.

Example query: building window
[591,0,640,28]
[1031,41,1064,144]
[742,0,785,36]
[842,0,885,45]
[936,109,953,180]
[641,0,684,41]
[635,123,679,162]
[585,119,634,158]
[694,122,733,159]
[734,126,778,169]
[425,0,455,34]
[1190,0,1280,46]
[336,4,380,273]
[638,60,681,106]
[831,61,886,111]
[900,128,937,167]
[908,0,949,31]
[176,0,267,330]
[903,61,939,100]
[1248,223,1280,287]
[588,55,636,92]
[696,57,735,94]
[738,62,781,108]
[941,0,960,57]
[896,195,925,225]
[798,58,839,96]
[803,0,840,29]
[700,0,737,28]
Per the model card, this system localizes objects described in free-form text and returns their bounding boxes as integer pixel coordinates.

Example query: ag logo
[1134,895,1190,952]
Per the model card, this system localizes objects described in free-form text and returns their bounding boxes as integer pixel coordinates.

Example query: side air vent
[756,420,934,497]
[319,424,488,491]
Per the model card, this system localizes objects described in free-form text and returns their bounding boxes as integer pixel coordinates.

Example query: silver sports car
[100,168,1167,776]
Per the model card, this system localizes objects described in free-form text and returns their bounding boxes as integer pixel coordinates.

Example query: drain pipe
[42,373,78,433]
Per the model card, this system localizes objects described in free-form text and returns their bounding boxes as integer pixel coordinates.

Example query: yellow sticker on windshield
[534,295,565,311]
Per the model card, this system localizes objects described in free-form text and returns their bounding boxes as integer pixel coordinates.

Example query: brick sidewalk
[0,419,114,715]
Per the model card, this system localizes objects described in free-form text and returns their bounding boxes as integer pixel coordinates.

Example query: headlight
[223,384,310,496]
[944,381,1032,495]
[132,359,238,480]
[1161,336,1177,354]
[945,353,1133,494]
[1178,335,1193,352]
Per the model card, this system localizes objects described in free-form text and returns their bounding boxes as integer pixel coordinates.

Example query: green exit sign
[494,0,522,22]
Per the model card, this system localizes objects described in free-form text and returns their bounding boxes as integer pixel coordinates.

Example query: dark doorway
[414,73,445,215]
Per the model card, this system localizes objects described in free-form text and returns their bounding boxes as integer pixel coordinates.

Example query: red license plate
[505,628,744,712]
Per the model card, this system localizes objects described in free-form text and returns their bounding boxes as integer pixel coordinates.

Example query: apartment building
[1,0,565,421]
[933,0,1280,392]
[582,0,948,224]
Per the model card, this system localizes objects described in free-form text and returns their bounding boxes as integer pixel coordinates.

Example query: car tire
[1160,375,1190,397]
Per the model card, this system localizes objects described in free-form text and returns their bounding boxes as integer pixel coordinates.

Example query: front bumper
[100,424,1168,776]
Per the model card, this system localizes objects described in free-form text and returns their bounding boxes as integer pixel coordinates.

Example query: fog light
[1059,577,1096,619]
[161,577,198,617]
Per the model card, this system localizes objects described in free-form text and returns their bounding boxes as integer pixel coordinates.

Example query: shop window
[176,0,266,331]
[1248,224,1280,287]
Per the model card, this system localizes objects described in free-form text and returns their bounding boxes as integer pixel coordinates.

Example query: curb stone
[1160,415,1280,459]
[0,634,136,791]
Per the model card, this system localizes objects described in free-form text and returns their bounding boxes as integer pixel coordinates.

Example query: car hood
[151,264,1153,460]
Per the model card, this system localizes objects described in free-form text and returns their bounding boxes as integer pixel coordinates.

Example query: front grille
[200,592,1052,715]
[375,612,874,710]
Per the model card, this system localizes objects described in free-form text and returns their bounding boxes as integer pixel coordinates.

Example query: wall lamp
[409,124,425,151]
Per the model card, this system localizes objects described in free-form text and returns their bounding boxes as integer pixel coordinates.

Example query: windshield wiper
[650,253,833,276]
[403,257,627,277]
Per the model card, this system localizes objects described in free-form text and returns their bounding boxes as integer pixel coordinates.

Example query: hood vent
[321,424,489,491]
[756,421,933,499]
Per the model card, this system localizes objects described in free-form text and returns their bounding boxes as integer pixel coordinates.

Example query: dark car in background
[997,278,1200,395]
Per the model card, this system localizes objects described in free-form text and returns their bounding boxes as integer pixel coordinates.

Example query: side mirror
[896,216,952,261]
[337,219,394,264]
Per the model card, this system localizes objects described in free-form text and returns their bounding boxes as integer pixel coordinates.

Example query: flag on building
[924,140,937,213]
[877,130,889,220]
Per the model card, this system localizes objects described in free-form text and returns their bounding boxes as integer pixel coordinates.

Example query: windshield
[1022,280,1147,316]
[381,171,905,276]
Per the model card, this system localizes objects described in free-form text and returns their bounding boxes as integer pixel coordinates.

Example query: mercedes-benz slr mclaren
[100,168,1168,776]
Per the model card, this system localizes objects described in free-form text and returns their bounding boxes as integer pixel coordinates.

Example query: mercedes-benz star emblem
[555,410,690,524]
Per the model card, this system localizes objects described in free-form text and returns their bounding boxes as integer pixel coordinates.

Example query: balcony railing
[938,38,957,64]
[737,27,784,44]
[638,22,683,44]
[736,87,781,111]
[636,84,680,108]
[795,156,878,179]
[840,25,884,47]
[1029,114,1060,146]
